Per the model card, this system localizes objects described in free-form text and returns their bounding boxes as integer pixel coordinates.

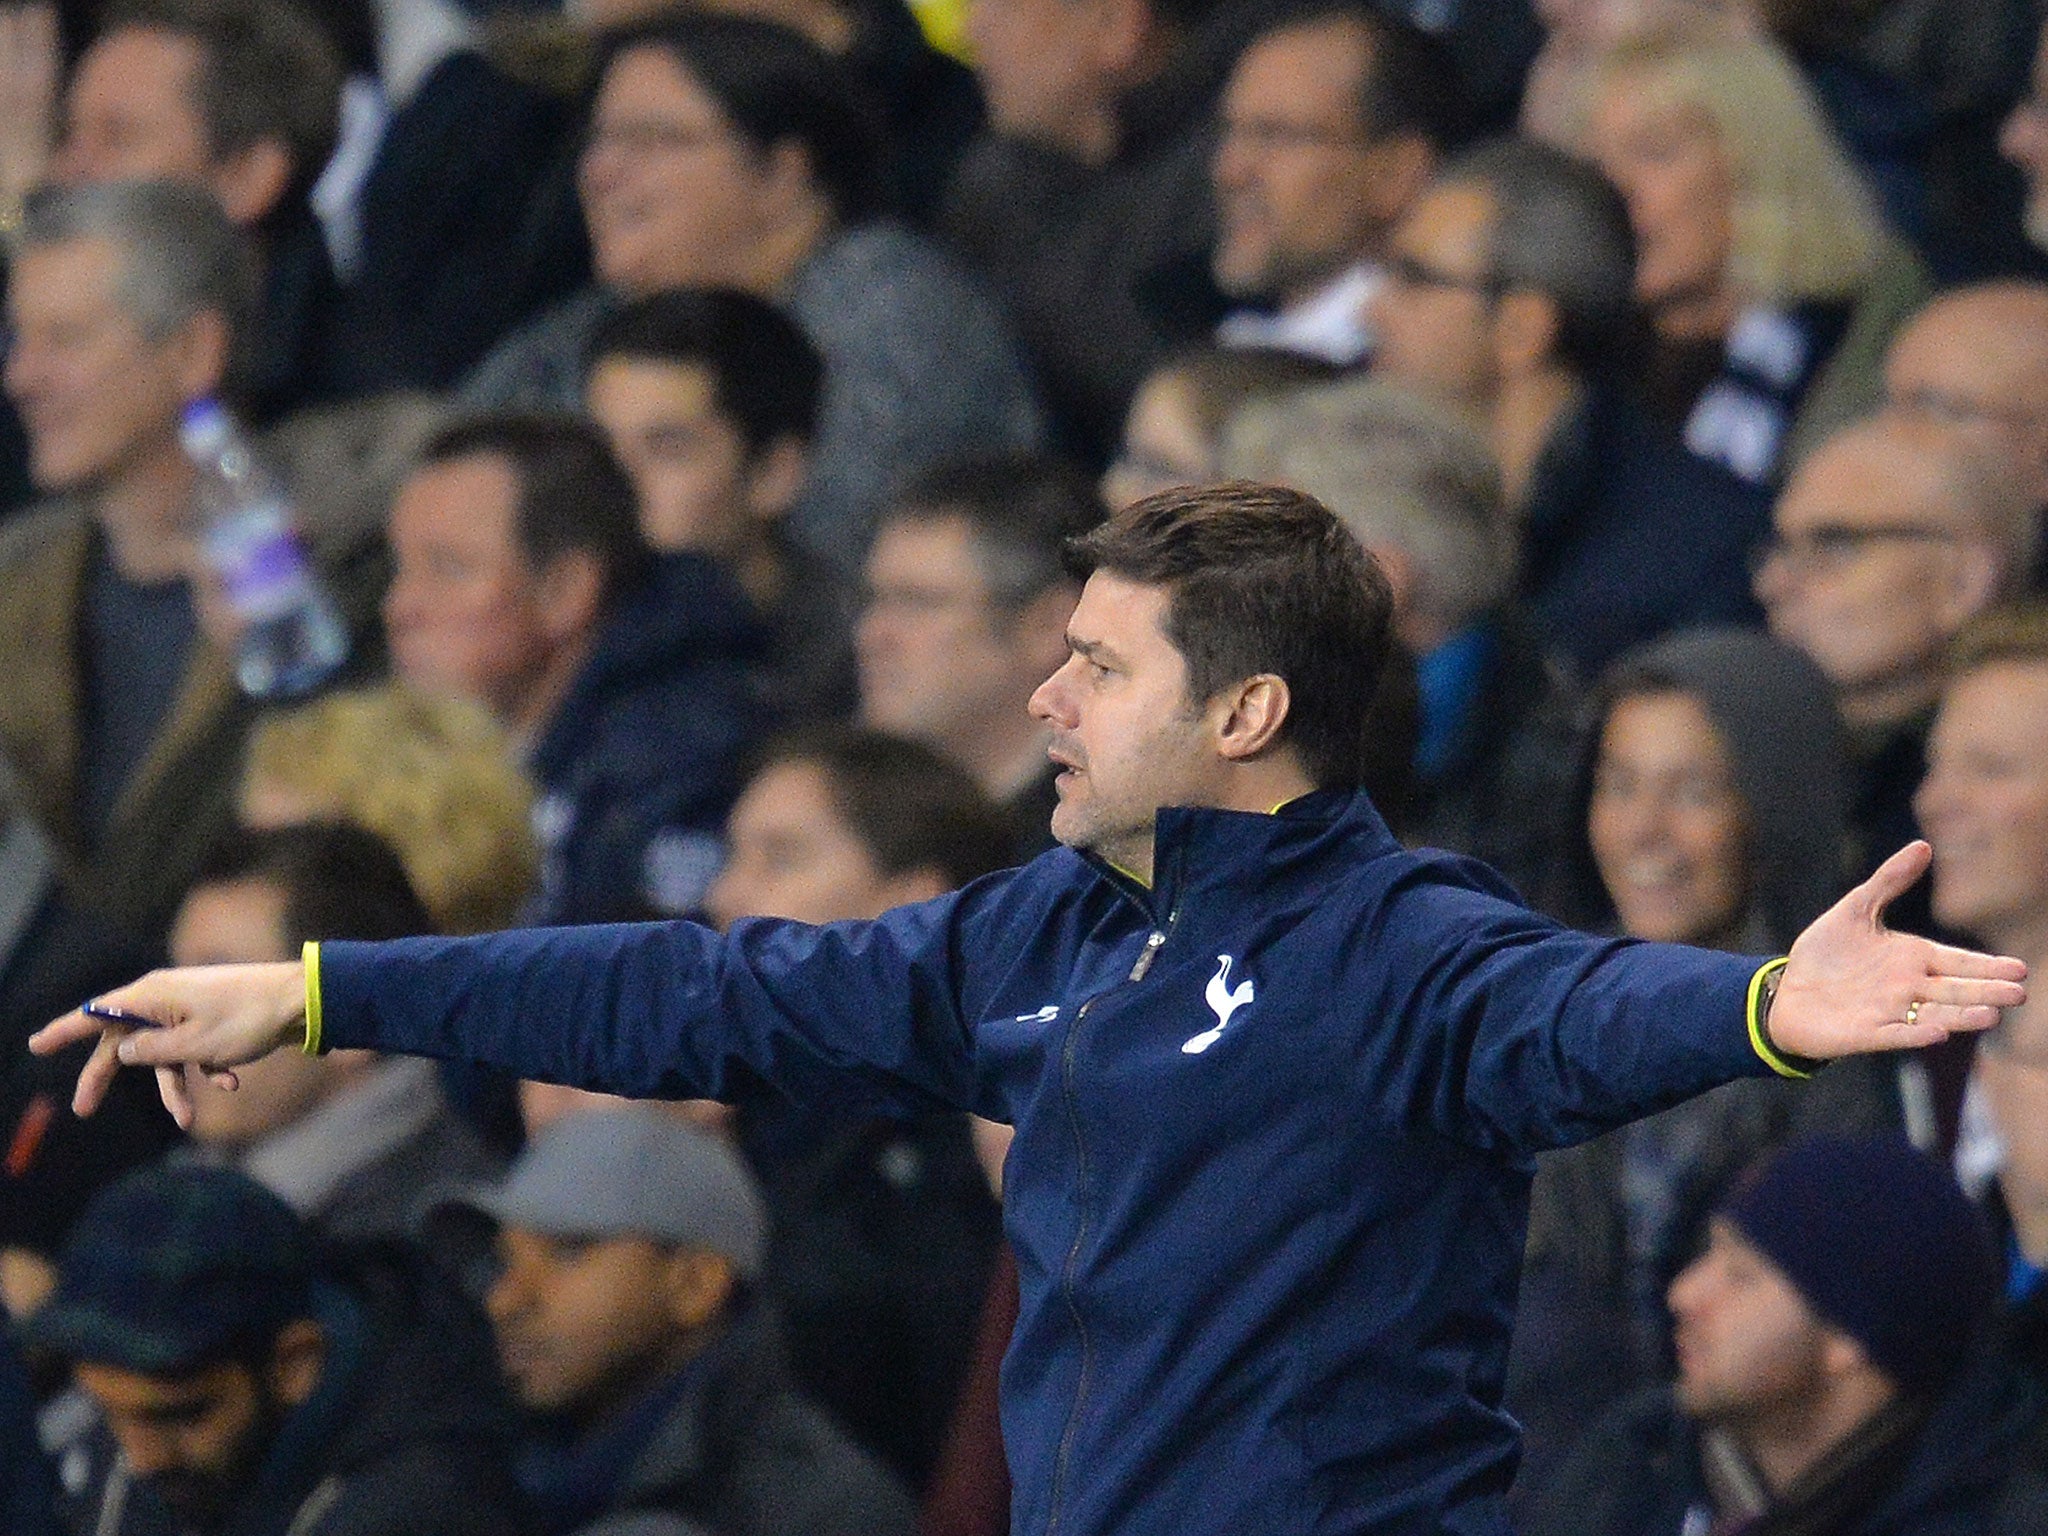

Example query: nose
[1666,1252,1712,1321]
[1028,658,1073,728]
[110,1420,181,1480]
[2004,102,2046,170]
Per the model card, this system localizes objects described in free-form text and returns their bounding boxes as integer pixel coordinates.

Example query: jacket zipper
[1045,902,1179,1534]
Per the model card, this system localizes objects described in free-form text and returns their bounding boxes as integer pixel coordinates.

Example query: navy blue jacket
[316,791,1777,1535]
[528,553,768,923]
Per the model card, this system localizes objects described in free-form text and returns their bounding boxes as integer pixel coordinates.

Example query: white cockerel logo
[1182,955,1254,1055]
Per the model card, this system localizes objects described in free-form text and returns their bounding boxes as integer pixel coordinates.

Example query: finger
[155,1065,193,1131]
[1896,1001,2004,1038]
[1923,943,2029,982]
[73,1030,125,1119]
[1915,975,2028,1010]
[117,1025,209,1070]
[29,1008,105,1056]
[1849,841,1932,921]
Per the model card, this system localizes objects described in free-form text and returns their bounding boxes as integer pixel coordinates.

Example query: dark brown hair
[753,727,1019,883]
[1065,482,1394,789]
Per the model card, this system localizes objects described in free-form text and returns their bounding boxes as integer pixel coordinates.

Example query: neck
[94,444,202,584]
[1732,1377,1899,1497]
[1098,759,1320,887]
[505,633,597,749]
[1495,368,1583,511]
[1651,283,1739,344]
[726,534,787,612]
[1837,672,1941,733]
[952,716,1054,806]
[737,200,834,298]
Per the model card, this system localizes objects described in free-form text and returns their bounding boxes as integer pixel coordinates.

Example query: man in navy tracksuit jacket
[41,488,2026,1536]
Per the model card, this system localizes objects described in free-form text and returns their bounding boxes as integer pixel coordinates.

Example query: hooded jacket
[314,789,1782,1536]
[528,553,767,924]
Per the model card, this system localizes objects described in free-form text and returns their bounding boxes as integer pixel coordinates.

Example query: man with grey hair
[475,1106,915,1536]
[1755,414,2034,943]
[0,180,389,949]
[1883,282,2048,515]
[1370,136,1772,677]
[1223,376,1577,897]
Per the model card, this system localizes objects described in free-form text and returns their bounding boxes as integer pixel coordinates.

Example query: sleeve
[314,890,983,1120]
[1360,856,1785,1155]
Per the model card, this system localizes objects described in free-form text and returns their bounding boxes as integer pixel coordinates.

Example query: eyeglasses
[1216,116,1373,155]
[1886,385,2043,436]
[1383,252,1504,299]
[583,119,736,158]
[1746,524,1957,577]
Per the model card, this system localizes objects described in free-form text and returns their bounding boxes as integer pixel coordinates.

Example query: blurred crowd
[1,0,2048,1532]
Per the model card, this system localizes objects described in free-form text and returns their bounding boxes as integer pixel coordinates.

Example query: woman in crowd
[1508,625,1902,1510]
[1575,33,1930,487]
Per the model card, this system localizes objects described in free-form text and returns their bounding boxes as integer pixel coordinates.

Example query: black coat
[569,1304,915,1536]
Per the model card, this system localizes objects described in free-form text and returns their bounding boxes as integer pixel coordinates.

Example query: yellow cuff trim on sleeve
[1746,956,1811,1079]
[302,941,323,1057]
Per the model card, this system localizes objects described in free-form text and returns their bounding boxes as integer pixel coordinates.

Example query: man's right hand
[29,961,310,1128]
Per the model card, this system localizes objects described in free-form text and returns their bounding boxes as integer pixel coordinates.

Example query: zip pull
[1128,928,1167,981]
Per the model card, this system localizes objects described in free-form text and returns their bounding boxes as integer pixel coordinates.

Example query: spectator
[941,0,1239,460]
[239,684,540,936]
[385,414,765,923]
[473,1107,916,1536]
[1583,34,1932,486]
[0,181,387,947]
[464,14,1039,573]
[1754,416,2032,898]
[1882,282,2048,514]
[584,288,858,721]
[1918,604,2048,1218]
[701,728,1010,1491]
[311,0,592,392]
[567,0,982,222]
[1509,626,1899,1509]
[1522,1135,2028,1536]
[168,824,501,1256]
[23,1163,526,1536]
[49,0,350,421]
[1223,375,1573,898]
[1210,4,1459,366]
[855,454,1097,854]
[2003,17,2048,257]
[1370,136,1771,675]
[0,1330,56,1535]
[1102,345,1341,508]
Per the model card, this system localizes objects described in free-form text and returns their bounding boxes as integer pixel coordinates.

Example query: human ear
[744,436,809,524]
[1493,290,1561,379]
[1935,540,2004,627]
[537,551,608,643]
[209,139,293,227]
[266,1318,327,1408]
[1211,673,1292,762]
[660,1248,737,1331]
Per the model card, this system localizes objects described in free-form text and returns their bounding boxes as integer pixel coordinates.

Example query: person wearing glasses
[1209,6,1459,368]
[1754,415,2033,952]
[1370,136,1770,678]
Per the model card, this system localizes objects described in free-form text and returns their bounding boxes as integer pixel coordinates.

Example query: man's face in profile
[73,1357,286,1531]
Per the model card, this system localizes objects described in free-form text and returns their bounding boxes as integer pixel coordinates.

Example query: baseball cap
[461,1107,766,1280]
[19,1163,315,1375]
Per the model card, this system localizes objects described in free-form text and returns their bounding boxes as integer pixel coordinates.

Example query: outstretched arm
[1761,841,2025,1064]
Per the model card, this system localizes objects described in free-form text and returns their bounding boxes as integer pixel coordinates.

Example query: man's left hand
[1769,841,2027,1061]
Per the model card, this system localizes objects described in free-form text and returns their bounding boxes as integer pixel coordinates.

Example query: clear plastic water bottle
[179,398,349,700]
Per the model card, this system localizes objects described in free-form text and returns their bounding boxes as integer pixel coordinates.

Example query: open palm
[1769,842,2027,1061]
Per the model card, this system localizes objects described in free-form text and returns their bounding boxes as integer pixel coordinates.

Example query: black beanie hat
[1722,1135,1996,1397]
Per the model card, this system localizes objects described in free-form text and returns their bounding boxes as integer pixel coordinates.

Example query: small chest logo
[1182,955,1254,1055]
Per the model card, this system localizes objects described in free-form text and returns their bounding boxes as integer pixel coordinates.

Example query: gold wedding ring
[1905,1000,1922,1029]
